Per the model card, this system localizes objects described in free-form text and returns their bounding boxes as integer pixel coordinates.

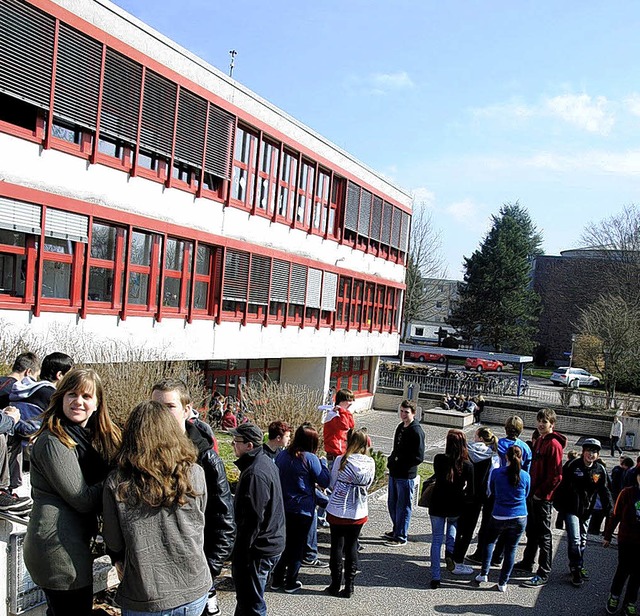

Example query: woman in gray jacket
[103,400,211,616]
[24,368,121,616]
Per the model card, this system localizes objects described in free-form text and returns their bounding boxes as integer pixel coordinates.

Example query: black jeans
[611,543,640,605]
[611,436,623,457]
[453,500,482,562]
[329,522,363,585]
[522,498,553,577]
[272,512,313,588]
[44,586,93,616]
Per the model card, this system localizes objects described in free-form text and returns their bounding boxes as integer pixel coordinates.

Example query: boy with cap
[553,438,612,587]
[230,423,285,616]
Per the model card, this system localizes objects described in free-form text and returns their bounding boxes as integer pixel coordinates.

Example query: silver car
[549,367,600,388]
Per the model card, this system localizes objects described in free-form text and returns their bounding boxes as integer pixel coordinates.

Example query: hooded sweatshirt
[467,442,500,502]
[530,431,567,501]
[327,452,375,521]
[9,377,55,437]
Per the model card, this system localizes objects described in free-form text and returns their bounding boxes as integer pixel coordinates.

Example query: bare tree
[580,204,640,305]
[577,293,640,404]
[402,203,447,341]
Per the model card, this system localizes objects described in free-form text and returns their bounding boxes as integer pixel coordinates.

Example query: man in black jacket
[230,423,285,616]
[152,379,235,616]
[385,399,425,546]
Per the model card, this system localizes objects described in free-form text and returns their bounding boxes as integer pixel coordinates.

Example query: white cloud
[446,198,480,223]
[523,149,640,176]
[471,93,615,135]
[410,186,436,207]
[624,93,640,117]
[345,71,414,96]
[544,94,614,135]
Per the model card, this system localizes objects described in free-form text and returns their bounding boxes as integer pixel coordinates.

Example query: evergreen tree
[449,202,542,353]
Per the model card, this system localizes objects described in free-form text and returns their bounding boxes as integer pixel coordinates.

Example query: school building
[0,0,412,407]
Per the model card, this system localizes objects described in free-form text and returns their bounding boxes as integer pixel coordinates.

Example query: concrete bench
[421,407,475,428]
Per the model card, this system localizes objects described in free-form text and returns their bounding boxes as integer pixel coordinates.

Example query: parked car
[549,367,600,388]
[407,351,445,363]
[465,357,504,372]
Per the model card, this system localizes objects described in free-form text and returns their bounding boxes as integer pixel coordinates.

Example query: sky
[112,0,640,279]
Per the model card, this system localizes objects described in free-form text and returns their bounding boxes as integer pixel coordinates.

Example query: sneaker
[571,569,583,588]
[497,583,507,592]
[513,561,534,574]
[382,531,395,540]
[452,563,474,575]
[491,557,503,567]
[430,579,440,589]
[523,575,548,588]
[606,594,620,614]
[475,574,488,584]
[301,558,329,568]
[384,538,407,547]
[284,581,302,594]
[445,555,455,572]
[205,592,221,616]
[466,551,483,565]
[0,490,31,513]
[623,604,637,616]
[270,580,284,591]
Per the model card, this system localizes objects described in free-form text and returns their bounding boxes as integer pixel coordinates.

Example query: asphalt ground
[216,408,626,616]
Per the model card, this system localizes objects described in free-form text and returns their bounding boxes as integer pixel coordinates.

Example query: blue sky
[113,0,640,278]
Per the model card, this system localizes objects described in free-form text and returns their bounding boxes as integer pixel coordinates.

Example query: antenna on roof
[229,50,237,78]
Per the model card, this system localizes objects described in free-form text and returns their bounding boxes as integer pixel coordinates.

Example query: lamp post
[569,334,576,368]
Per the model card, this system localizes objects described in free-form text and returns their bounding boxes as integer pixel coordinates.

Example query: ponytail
[477,426,498,452]
[506,445,522,487]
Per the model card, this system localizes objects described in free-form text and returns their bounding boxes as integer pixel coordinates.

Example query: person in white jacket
[325,428,375,598]
[610,415,624,457]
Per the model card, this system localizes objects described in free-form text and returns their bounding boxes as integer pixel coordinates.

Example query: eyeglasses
[232,439,247,445]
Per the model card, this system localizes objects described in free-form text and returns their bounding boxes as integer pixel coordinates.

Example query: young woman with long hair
[102,400,211,616]
[474,445,530,591]
[24,368,121,616]
[325,428,375,598]
[428,429,474,589]
[272,423,331,593]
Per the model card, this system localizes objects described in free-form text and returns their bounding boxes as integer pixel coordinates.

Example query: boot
[325,562,342,596]
[339,577,354,598]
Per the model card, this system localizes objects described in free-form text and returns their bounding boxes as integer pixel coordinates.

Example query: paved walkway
[216,408,626,616]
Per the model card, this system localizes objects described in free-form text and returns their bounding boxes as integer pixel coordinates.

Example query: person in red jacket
[603,470,640,616]
[517,408,567,587]
[322,389,355,466]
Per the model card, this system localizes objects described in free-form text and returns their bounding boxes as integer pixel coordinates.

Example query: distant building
[532,249,620,365]
[423,278,460,323]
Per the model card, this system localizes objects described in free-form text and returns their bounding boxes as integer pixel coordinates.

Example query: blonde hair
[115,400,199,508]
[476,426,498,452]
[36,368,121,462]
[339,428,370,472]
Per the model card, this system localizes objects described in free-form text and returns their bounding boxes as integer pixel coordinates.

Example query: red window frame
[330,356,372,394]
[0,232,37,306]
[311,168,330,236]
[86,221,127,313]
[276,150,298,223]
[162,236,193,316]
[335,276,351,329]
[295,159,315,229]
[40,236,84,309]
[230,126,258,210]
[125,229,162,315]
[255,138,279,218]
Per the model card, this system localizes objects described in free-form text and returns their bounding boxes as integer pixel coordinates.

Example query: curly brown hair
[115,400,199,508]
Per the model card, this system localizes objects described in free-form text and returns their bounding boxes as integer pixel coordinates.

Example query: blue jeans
[232,554,280,616]
[304,490,330,561]
[565,512,590,571]
[480,516,526,585]
[121,593,207,616]
[387,476,417,542]
[430,515,458,581]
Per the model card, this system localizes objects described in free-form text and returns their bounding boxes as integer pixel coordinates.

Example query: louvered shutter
[371,196,383,241]
[45,209,89,243]
[223,250,249,301]
[391,208,401,249]
[205,104,235,180]
[289,263,306,305]
[400,211,411,253]
[270,259,290,301]
[101,49,141,143]
[0,197,41,234]
[344,182,360,232]
[321,272,337,311]
[140,70,176,158]
[381,202,393,245]
[248,254,270,305]
[0,0,54,109]
[54,24,101,130]
[357,189,372,236]
[305,268,322,309]
[174,88,206,168]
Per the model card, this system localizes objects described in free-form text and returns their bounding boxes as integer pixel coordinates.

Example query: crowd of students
[1,355,639,616]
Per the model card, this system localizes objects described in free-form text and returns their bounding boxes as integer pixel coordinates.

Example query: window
[256,139,278,215]
[336,276,351,328]
[222,249,249,317]
[350,280,364,328]
[128,230,161,309]
[415,327,424,337]
[163,237,193,312]
[193,244,214,312]
[313,169,330,234]
[231,126,257,208]
[330,356,372,394]
[41,237,74,300]
[0,93,39,134]
[296,160,315,227]
[203,358,281,400]
[0,229,28,298]
[277,150,298,221]
[88,222,127,307]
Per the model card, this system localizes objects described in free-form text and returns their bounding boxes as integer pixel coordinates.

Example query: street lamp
[569,334,576,368]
